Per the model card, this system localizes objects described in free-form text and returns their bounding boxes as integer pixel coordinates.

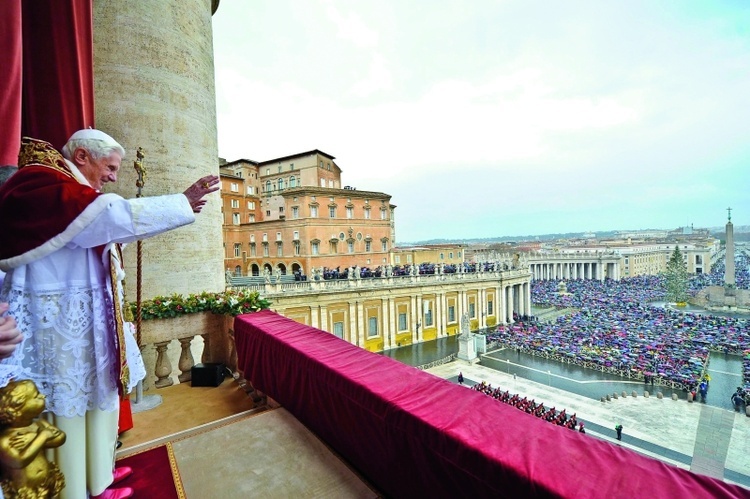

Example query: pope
[0,129,219,499]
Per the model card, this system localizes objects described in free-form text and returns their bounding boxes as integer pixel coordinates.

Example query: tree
[665,245,689,305]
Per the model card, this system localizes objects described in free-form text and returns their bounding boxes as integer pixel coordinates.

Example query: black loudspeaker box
[191,363,227,387]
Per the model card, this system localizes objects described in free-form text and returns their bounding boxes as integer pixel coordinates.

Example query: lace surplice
[0,193,195,417]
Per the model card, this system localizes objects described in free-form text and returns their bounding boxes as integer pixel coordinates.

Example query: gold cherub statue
[0,380,66,498]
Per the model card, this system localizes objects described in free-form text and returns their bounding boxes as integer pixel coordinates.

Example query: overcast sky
[212,1,749,243]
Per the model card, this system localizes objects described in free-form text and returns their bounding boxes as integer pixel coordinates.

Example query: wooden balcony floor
[117,377,261,456]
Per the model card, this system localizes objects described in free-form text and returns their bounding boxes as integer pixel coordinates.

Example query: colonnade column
[506,286,514,323]
[497,285,505,325]
[348,302,357,345]
[319,304,328,332]
[310,306,320,329]
[356,301,365,347]
[383,298,393,350]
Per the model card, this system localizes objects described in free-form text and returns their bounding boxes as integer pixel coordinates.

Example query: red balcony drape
[0,0,94,167]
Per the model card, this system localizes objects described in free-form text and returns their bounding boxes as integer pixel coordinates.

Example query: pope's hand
[184,175,220,213]
[0,303,22,359]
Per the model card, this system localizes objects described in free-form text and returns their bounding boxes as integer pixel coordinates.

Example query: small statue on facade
[0,380,66,498]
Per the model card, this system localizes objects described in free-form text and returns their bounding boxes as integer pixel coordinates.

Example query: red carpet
[116,443,184,498]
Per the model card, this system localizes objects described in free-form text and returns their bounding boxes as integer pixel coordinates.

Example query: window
[277,243,283,257]
[290,163,294,170]
[266,210,270,216]
[365,241,371,252]
[449,252,454,259]
[382,240,388,252]
[293,231,299,240]
[368,317,378,337]
[232,213,240,225]
[320,178,326,187]
[276,232,282,241]
[248,214,254,223]
[424,308,433,327]
[329,180,334,188]
[234,243,241,257]
[394,255,400,264]
[329,206,336,218]
[469,302,476,318]
[262,243,269,257]
[330,241,338,254]
[231,199,239,208]
[488,300,494,315]
[448,305,455,323]
[290,176,297,187]
[265,180,271,192]
[246,186,254,195]
[311,242,319,255]
[364,208,371,219]
[327,163,331,171]
[247,201,255,209]
[250,243,256,256]
[380,209,387,220]
[333,322,344,339]
[310,206,318,217]
[250,234,255,243]
[346,207,353,219]
[266,168,270,175]
[262,233,268,242]
[278,178,285,189]
[398,313,407,331]
[440,253,444,260]
[234,265,241,276]
[292,206,299,218]
[230,183,238,192]
[348,241,354,253]
[294,242,301,256]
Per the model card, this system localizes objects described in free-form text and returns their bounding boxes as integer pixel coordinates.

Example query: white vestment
[0,186,195,497]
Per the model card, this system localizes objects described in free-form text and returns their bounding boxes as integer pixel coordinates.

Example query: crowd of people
[472,381,585,432]
[486,258,750,401]
[295,260,521,282]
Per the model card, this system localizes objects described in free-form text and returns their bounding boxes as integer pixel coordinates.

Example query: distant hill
[402,226,749,246]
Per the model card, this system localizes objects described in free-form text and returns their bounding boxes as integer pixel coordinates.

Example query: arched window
[290,176,297,187]
[265,180,271,192]
[234,265,242,276]
[278,178,285,189]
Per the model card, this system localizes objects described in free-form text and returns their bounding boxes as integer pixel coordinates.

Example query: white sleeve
[70,193,195,248]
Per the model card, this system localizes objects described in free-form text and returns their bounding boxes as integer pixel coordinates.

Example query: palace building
[220,151,395,277]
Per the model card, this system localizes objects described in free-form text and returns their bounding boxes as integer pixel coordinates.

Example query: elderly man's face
[77,149,122,191]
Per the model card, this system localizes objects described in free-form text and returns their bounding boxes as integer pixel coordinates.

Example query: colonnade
[528,259,620,281]
[268,274,532,351]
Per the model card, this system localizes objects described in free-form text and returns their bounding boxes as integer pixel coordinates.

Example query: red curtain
[0,0,94,167]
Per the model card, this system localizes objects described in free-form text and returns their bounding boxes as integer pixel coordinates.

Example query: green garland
[130,289,271,320]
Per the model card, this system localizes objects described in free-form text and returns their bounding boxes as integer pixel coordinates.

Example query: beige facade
[391,244,467,267]
[221,151,395,276]
[234,269,532,352]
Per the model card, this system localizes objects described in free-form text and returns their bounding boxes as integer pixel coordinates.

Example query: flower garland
[130,289,271,320]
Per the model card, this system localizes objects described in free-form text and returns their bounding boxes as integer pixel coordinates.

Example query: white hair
[61,138,125,161]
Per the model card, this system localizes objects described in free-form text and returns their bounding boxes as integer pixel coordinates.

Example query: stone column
[381,299,391,349]
[356,301,365,346]
[93,0,224,299]
[319,304,328,332]
[348,302,359,345]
